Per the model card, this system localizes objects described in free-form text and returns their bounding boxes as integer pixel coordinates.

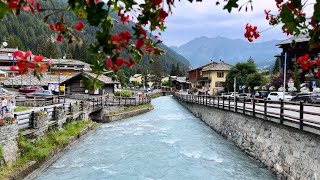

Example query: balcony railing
[197,77,211,82]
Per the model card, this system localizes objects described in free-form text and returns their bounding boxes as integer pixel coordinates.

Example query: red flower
[0,120,4,126]
[318,70,320,78]
[86,0,99,3]
[74,21,84,31]
[118,31,131,45]
[55,22,65,32]
[33,55,44,62]
[316,59,320,67]
[8,0,19,9]
[136,39,145,49]
[244,24,260,42]
[49,24,55,31]
[56,35,62,43]
[10,66,19,71]
[13,50,32,60]
[159,9,168,21]
[152,0,162,5]
[36,2,41,11]
[106,58,114,70]
[116,57,124,67]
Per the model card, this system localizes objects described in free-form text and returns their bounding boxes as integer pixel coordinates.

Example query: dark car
[292,93,320,103]
[19,86,43,93]
[26,90,53,99]
[254,91,270,99]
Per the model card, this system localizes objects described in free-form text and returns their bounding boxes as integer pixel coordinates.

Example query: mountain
[171,36,281,68]
[0,1,190,75]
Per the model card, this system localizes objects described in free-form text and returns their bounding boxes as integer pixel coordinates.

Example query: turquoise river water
[36,96,276,180]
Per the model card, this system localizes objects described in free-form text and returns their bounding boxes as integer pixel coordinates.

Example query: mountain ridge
[171,36,282,69]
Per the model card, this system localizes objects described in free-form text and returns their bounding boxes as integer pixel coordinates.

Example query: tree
[226,61,257,91]
[246,73,264,89]
[272,57,281,75]
[170,64,177,76]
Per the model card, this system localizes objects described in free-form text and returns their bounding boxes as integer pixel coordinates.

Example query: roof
[45,58,91,71]
[173,76,189,83]
[202,62,232,72]
[2,73,73,86]
[0,48,18,53]
[188,61,218,72]
[277,34,310,46]
[60,71,118,85]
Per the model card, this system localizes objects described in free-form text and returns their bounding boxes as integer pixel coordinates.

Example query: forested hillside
[0,1,190,77]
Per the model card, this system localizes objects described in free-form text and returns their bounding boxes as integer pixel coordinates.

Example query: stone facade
[180,101,320,180]
[0,123,19,167]
[33,111,49,136]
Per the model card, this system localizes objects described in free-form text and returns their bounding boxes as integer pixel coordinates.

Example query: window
[215,81,225,87]
[80,80,84,88]
[217,72,224,78]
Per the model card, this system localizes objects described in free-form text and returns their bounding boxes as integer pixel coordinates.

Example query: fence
[14,96,151,131]
[15,95,66,107]
[174,93,320,132]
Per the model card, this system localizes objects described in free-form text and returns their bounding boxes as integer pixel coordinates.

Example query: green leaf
[0,1,9,19]
[223,0,239,13]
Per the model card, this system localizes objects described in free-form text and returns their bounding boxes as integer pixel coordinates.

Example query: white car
[267,92,293,101]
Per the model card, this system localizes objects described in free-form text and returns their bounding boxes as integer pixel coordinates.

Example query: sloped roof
[45,58,91,71]
[82,72,117,84]
[202,62,232,72]
[188,61,218,72]
[2,73,73,86]
[173,76,190,83]
[277,34,310,45]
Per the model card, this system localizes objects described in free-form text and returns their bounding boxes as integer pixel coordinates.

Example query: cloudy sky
[161,0,288,46]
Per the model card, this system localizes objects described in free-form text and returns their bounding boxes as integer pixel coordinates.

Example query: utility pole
[283,53,287,100]
[234,76,236,111]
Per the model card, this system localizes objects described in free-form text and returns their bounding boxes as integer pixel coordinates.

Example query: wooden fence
[174,93,320,132]
[15,96,151,131]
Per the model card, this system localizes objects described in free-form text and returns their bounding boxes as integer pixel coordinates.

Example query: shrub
[114,90,131,97]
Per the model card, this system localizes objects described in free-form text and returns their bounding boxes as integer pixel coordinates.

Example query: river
[36,96,276,180]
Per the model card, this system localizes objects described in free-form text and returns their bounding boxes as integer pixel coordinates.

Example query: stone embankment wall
[101,106,153,123]
[179,101,320,180]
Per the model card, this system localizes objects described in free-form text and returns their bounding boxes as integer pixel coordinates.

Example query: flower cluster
[244,24,260,42]
[7,0,42,13]
[106,57,135,70]
[0,115,15,127]
[118,10,131,25]
[297,54,320,78]
[10,50,47,75]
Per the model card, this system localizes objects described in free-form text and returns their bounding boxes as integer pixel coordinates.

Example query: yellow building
[201,61,232,95]
[129,74,143,85]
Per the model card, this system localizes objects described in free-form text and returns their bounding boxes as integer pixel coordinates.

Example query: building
[200,61,232,95]
[129,74,143,85]
[0,48,20,78]
[61,72,118,96]
[46,58,91,75]
[187,60,217,88]
[277,34,320,86]
[172,77,191,90]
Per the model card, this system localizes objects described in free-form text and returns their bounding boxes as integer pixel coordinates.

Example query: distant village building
[187,60,217,88]
[187,60,232,95]
[129,74,143,85]
[0,48,20,78]
[277,34,320,86]
[172,77,191,90]
[201,61,232,95]
[46,58,91,75]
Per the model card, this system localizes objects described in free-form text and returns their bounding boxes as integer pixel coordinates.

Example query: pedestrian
[8,99,15,115]
[1,97,7,116]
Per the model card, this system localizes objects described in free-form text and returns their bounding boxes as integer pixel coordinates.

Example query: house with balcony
[200,61,232,95]
[187,60,217,88]
[45,58,91,75]
[0,47,20,79]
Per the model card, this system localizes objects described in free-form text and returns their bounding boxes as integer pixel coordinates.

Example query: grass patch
[109,103,151,115]
[0,145,3,159]
[14,106,32,112]
[0,120,91,179]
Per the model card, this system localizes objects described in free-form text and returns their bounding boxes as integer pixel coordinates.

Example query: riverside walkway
[35,96,275,179]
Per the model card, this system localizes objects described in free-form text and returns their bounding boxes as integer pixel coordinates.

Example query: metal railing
[174,93,320,132]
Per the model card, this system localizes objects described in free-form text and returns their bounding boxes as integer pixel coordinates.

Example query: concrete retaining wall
[101,106,153,123]
[179,101,320,180]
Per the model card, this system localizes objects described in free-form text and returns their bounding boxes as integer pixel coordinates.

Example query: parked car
[26,90,53,99]
[267,92,293,101]
[19,86,43,93]
[238,93,252,101]
[254,91,270,99]
[292,92,320,103]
